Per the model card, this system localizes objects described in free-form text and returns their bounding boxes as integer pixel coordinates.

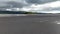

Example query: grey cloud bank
[0,0,59,11]
[25,0,57,4]
[0,0,58,7]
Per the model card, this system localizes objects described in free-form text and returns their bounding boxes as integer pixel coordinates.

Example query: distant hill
[0,11,42,14]
[0,11,26,14]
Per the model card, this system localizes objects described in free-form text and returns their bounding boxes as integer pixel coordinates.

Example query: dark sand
[0,14,60,34]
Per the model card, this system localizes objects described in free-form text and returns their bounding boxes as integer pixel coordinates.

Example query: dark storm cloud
[25,0,57,4]
[0,1,26,8]
[5,1,26,8]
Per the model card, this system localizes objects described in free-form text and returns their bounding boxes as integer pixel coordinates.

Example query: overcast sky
[0,0,60,11]
[0,0,58,6]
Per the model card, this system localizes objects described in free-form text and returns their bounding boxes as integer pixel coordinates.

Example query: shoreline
[0,14,60,17]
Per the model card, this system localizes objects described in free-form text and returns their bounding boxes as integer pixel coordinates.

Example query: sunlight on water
[57,23,60,24]
[55,21,60,24]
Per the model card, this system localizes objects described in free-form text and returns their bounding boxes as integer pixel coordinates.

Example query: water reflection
[0,14,27,17]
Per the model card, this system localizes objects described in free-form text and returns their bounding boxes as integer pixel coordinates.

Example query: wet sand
[0,14,60,34]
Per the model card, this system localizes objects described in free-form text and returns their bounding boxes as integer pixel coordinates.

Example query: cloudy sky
[0,0,60,12]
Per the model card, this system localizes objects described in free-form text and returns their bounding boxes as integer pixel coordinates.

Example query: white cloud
[21,1,60,12]
[44,1,60,8]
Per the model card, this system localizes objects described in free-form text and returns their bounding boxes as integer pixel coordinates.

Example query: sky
[0,0,60,12]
